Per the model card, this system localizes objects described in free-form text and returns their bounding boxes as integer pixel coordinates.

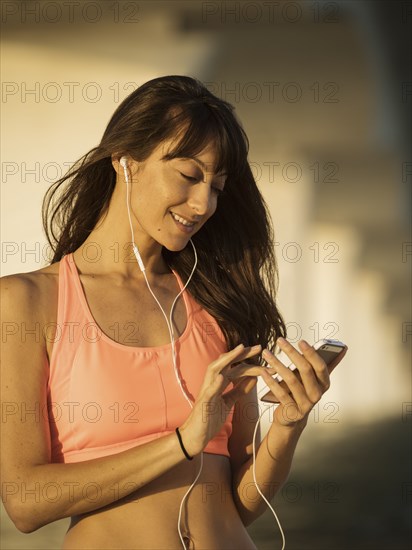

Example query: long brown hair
[42,75,286,358]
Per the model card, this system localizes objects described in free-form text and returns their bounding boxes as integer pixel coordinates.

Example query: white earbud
[120,155,145,271]
[120,156,129,185]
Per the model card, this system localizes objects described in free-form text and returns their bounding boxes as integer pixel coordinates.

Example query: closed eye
[180,172,225,196]
[180,173,197,182]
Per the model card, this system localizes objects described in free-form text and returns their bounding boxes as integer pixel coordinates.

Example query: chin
[163,242,189,252]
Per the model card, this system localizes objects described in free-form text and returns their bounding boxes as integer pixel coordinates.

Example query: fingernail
[235,343,244,350]
[299,340,310,350]
[262,349,272,359]
[277,337,286,345]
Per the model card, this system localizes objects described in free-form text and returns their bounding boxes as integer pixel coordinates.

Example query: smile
[170,212,196,234]
[170,211,196,227]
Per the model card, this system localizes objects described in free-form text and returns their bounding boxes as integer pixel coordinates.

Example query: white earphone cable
[252,405,286,550]
[122,158,204,547]
[121,157,285,549]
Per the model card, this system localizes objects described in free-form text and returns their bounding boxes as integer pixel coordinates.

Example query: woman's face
[125,138,227,251]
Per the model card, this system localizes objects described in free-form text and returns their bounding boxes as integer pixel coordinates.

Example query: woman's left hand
[261,338,348,428]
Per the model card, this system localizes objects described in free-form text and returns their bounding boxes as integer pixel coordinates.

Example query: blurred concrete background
[1,0,411,548]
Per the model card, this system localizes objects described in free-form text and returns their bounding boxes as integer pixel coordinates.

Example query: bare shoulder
[1,262,60,327]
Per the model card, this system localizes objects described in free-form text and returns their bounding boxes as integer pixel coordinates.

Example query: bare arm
[1,275,265,533]
[228,372,307,526]
[232,417,307,526]
[0,275,195,533]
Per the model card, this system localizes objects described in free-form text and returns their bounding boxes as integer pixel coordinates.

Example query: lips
[169,211,197,226]
[170,212,196,234]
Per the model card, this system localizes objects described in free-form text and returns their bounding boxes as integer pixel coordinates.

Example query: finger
[296,340,330,391]
[262,349,314,408]
[207,345,246,387]
[261,371,297,409]
[261,371,310,426]
[207,344,263,394]
[223,363,277,380]
[276,338,327,400]
[223,376,257,410]
[211,344,262,376]
[277,338,318,375]
[232,344,262,363]
[231,344,263,363]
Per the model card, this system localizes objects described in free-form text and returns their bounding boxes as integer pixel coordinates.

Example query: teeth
[171,212,194,226]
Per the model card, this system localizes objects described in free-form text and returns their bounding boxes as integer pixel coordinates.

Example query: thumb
[223,376,257,409]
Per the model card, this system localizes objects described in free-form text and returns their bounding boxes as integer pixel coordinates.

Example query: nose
[187,183,214,217]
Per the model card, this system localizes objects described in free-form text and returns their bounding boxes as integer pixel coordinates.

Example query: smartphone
[259,339,347,404]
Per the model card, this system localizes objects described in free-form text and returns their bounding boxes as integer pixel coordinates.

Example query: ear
[111,154,140,178]
[111,153,123,175]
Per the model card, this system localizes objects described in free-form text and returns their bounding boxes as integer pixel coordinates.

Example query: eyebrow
[181,156,227,178]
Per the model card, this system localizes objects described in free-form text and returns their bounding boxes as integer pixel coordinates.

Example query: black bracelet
[175,427,193,460]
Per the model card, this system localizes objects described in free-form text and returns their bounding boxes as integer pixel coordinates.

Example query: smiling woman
[1,75,348,550]
[117,138,226,243]
[40,75,284,350]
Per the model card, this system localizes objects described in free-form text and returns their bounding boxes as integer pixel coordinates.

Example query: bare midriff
[62,453,257,550]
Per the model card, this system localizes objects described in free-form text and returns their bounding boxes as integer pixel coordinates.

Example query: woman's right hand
[179,344,275,456]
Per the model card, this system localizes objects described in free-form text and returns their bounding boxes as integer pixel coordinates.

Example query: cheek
[164,186,188,209]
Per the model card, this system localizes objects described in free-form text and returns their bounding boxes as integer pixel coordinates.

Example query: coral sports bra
[46,253,234,464]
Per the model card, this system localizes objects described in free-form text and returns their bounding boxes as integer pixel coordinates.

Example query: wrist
[176,427,193,460]
[177,422,204,457]
[271,413,309,433]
